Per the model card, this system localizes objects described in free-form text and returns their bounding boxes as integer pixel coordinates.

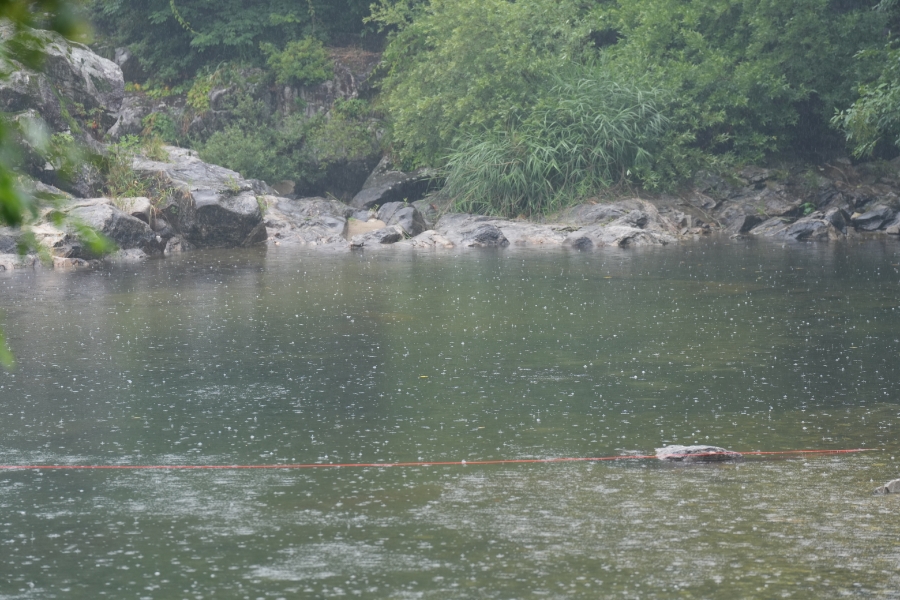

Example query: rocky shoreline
[3,144,900,271]
[2,26,899,271]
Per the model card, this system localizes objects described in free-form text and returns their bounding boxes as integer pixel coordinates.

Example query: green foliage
[186,75,212,112]
[100,135,151,198]
[376,0,887,183]
[373,0,592,168]
[198,84,381,186]
[87,0,376,84]
[141,112,178,144]
[835,0,900,157]
[443,65,667,217]
[833,44,900,157]
[198,95,314,184]
[306,99,380,163]
[605,0,885,163]
[261,37,332,87]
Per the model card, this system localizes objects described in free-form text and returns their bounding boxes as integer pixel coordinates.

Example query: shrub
[261,37,333,87]
[371,0,591,168]
[442,65,667,217]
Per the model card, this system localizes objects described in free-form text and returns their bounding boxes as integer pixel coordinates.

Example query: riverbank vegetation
[77,0,900,215]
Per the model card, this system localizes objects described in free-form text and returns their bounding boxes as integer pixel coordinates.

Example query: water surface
[1,238,899,598]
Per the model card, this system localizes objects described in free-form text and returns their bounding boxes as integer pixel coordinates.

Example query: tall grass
[442,65,668,217]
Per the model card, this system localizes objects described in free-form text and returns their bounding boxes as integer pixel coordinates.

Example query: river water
[1,238,899,599]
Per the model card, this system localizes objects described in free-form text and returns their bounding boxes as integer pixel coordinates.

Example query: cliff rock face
[0,22,124,134]
[669,162,900,240]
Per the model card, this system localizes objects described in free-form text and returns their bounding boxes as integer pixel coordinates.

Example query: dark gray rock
[873,479,900,495]
[349,225,404,248]
[298,156,382,203]
[411,198,445,229]
[435,214,509,248]
[783,211,846,241]
[656,445,743,463]
[350,156,435,210]
[825,207,850,233]
[133,147,266,249]
[725,213,765,235]
[851,205,895,231]
[68,201,162,256]
[376,202,427,237]
[749,217,791,237]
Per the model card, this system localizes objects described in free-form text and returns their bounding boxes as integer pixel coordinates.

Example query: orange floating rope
[0,448,871,470]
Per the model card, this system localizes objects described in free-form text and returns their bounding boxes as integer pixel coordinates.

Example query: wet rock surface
[350,156,436,210]
[0,23,124,134]
[873,479,900,495]
[263,196,350,247]
[435,215,510,248]
[132,147,266,249]
[656,445,743,463]
[677,160,900,241]
[376,202,427,237]
[349,225,405,248]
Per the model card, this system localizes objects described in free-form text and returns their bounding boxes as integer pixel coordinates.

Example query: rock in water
[873,479,900,495]
[656,445,743,463]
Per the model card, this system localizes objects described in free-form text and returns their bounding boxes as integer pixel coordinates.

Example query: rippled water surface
[1,238,899,598]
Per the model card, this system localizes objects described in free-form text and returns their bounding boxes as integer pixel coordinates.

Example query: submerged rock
[656,445,743,463]
[873,479,900,495]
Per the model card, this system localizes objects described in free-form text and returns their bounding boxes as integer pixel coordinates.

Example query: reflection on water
[1,238,899,598]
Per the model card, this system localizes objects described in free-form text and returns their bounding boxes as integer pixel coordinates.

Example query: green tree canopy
[374,0,888,173]
[88,0,375,83]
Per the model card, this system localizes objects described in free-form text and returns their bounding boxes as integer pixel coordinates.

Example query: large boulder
[24,198,162,259]
[376,202,427,237]
[263,196,351,246]
[67,200,162,255]
[350,156,435,210]
[132,147,266,249]
[434,214,510,248]
[349,225,404,248]
[851,205,895,231]
[559,198,676,232]
[0,23,124,134]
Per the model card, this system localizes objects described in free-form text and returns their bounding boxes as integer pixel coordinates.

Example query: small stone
[656,445,743,463]
[873,479,900,495]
